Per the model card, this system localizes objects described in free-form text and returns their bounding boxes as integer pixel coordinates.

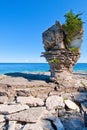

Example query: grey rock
[8,121,16,130]
[41,110,64,130]
[58,109,66,117]
[8,107,46,123]
[0,104,29,114]
[46,95,64,110]
[0,96,8,104]
[0,122,4,129]
[17,96,44,107]
[23,123,43,130]
[0,115,5,123]
[39,120,54,130]
[64,99,80,112]
[42,21,83,84]
[15,123,21,130]
[0,92,7,96]
[16,89,30,96]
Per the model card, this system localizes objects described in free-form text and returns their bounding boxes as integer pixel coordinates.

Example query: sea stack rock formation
[42,19,83,86]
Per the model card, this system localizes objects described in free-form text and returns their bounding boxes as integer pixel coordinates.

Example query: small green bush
[63,10,83,44]
[68,47,79,53]
[49,59,60,63]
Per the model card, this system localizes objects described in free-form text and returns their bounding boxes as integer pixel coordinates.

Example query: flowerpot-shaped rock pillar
[42,21,83,85]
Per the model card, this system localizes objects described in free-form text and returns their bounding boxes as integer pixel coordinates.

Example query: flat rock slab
[17,96,44,107]
[64,99,80,112]
[46,95,64,110]
[0,96,8,104]
[0,115,5,122]
[0,122,4,129]
[0,104,29,114]
[23,123,43,130]
[8,107,46,123]
[40,110,64,130]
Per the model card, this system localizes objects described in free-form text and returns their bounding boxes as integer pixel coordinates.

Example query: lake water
[0,63,87,74]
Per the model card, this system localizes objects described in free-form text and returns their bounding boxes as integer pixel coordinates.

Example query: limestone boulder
[46,95,64,110]
[64,99,80,112]
[0,104,29,114]
[23,124,43,130]
[16,89,30,96]
[41,111,64,130]
[8,107,46,123]
[17,96,44,107]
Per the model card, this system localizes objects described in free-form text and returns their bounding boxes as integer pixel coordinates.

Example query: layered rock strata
[0,74,87,129]
[42,21,83,84]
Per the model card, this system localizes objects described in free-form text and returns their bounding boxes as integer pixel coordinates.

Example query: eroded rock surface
[42,21,83,86]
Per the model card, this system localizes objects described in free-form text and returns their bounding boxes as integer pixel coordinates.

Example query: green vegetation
[68,47,79,53]
[49,59,60,63]
[63,10,83,44]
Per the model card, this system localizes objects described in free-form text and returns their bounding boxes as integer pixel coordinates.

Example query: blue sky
[0,0,87,63]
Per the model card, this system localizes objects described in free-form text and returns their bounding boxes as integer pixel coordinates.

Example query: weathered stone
[0,96,8,104]
[0,91,7,96]
[17,96,44,107]
[8,121,16,130]
[78,86,85,92]
[23,123,43,130]
[58,109,66,117]
[46,95,64,110]
[0,122,4,129]
[8,107,46,123]
[16,89,30,96]
[42,21,64,51]
[64,99,80,112]
[42,21,83,84]
[0,115,5,122]
[42,113,64,130]
[39,120,54,130]
[15,123,21,130]
[0,104,29,114]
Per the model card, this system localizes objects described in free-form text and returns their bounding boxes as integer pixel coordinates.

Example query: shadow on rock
[4,72,51,83]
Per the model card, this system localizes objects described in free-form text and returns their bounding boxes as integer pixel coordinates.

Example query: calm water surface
[0,63,87,74]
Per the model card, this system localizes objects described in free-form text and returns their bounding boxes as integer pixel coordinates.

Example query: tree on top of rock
[63,10,83,44]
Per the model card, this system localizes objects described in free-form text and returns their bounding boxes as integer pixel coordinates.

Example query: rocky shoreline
[0,72,87,130]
